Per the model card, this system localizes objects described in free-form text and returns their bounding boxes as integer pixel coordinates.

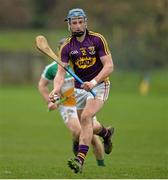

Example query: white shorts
[61,77,74,94]
[58,78,78,123]
[58,105,98,124]
[75,81,110,110]
[58,105,78,123]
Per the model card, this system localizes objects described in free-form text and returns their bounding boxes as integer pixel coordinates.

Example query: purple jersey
[60,30,111,88]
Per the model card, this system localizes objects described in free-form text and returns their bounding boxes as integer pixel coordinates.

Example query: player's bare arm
[38,77,57,110]
[49,64,67,102]
[94,54,113,83]
[81,54,113,91]
[38,77,50,103]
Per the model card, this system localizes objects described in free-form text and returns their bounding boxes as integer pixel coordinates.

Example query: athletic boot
[103,127,114,154]
[67,157,83,173]
[72,141,79,156]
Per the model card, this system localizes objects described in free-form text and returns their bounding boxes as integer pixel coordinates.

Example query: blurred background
[0,0,168,178]
[0,0,168,84]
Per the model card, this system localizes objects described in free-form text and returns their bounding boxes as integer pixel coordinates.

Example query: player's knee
[80,112,92,125]
[91,136,99,145]
[71,127,81,138]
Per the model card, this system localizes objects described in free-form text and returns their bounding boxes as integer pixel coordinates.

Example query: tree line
[0,0,168,70]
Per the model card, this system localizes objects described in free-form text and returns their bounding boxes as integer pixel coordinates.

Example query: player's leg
[78,110,105,166]
[68,98,104,172]
[68,90,94,171]
[59,105,80,155]
[93,116,115,154]
[91,135,105,166]
[83,81,114,154]
[68,82,113,173]
[74,84,114,154]
[60,79,81,155]
[66,117,81,156]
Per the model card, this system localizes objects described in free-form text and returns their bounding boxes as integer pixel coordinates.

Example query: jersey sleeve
[95,34,111,57]
[60,43,70,64]
[41,62,57,81]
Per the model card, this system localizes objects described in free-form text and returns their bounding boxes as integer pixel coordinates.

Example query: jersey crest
[88,46,95,55]
[75,57,96,69]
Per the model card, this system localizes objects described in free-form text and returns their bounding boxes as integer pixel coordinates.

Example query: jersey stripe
[103,81,110,101]
[89,31,110,55]
[59,37,72,57]
[91,31,110,55]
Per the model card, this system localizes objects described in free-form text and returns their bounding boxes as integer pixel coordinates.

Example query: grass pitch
[0,72,168,178]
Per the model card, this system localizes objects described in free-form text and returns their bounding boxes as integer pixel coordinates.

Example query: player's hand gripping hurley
[35,35,96,97]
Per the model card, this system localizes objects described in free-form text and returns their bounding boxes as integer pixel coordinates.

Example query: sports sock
[97,126,110,140]
[72,140,79,156]
[76,144,89,165]
[97,159,105,166]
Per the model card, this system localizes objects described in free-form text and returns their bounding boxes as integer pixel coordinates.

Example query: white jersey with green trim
[41,61,73,82]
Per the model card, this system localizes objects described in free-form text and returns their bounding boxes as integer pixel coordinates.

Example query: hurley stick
[36,35,96,97]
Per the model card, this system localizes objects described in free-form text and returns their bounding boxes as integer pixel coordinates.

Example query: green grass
[111,69,168,95]
[0,79,168,178]
[0,29,168,178]
[0,29,68,52]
